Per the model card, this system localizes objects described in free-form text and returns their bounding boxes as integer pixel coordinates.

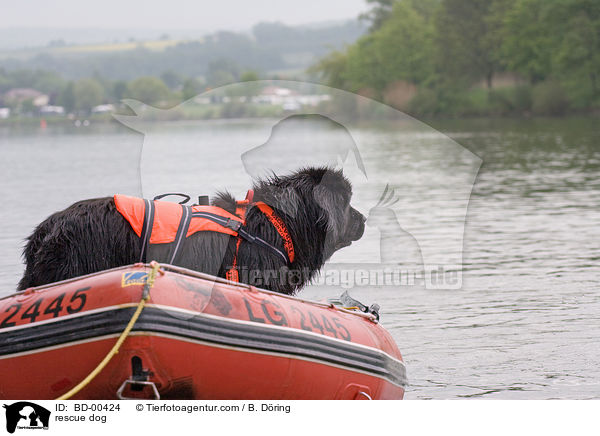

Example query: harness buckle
[223,218,242,232]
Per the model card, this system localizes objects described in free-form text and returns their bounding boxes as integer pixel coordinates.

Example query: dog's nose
[354,219,365,240]
[352,209,366,241]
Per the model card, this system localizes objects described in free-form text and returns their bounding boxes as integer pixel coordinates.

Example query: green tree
[182,77,205,100]
[126,77,170,104]
[342,1,436,96]
[307,50,349,90]
[161,70,184,90]
[32,70,66,96]
[500,0,553,83]
[73,78,104,112]
[58,81,76,112]
[240,71,259,82]
[311,0,600,114]
[501,0,600,105]
[206,59,239,87]
[551,0,600,106]
[113,80,129,101]
[485,0,518,74]
[359,0,397,31]
[0,69,13,93]
[20,98,36,114]
[434,0,501,89]
[235,71,262,98]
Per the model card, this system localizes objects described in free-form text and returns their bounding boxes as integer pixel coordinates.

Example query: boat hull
[0,264,406,400]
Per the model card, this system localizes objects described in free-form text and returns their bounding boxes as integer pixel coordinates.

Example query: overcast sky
[0,0,368,31]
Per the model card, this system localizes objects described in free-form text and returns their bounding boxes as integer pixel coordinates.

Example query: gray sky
[0,0,368,31]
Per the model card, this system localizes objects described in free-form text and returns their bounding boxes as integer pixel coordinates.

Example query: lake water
[0,116,598,399]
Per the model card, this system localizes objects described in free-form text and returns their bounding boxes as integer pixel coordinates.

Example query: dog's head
[254,167,365,263]
[311,168,365,259]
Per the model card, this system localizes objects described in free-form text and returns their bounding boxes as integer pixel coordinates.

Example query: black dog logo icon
[3,402,50,434]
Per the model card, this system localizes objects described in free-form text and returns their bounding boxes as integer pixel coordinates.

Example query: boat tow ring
[117,379,161,400]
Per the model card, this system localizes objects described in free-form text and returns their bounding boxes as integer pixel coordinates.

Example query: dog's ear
[313,183,343,238]
[312,169,352,245]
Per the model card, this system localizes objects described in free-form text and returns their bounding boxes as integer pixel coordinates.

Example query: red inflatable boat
[0,263,406,400]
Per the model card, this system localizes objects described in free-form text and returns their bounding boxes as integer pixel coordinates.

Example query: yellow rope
[56,262,160,400]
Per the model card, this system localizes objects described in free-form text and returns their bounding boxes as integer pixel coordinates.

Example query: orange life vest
[114,194,242,244]
[114,193,295,282]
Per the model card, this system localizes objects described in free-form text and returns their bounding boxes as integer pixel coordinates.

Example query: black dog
[18,167,364,295]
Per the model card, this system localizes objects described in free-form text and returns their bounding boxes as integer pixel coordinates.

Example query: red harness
[226,191,295,282]
[114,191,295,283]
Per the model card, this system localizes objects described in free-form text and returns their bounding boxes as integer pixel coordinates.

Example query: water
[1,117,598,399]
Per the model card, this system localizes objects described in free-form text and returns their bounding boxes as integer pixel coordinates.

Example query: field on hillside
[53,38,185,53]
[0,38,190,59]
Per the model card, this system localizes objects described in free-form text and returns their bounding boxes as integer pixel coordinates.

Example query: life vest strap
[237,228,288,263]
[227,190,253,282]
[166,205,193,264]
[139,199,155,263]
[191,211,242,232]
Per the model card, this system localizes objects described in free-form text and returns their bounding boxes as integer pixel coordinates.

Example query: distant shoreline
[2,112,598,131]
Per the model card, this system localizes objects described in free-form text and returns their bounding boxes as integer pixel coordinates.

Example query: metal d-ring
[116,379,161,400]
[357,391,373,400]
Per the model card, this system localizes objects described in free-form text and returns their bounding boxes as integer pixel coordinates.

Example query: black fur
[18,167,365,295]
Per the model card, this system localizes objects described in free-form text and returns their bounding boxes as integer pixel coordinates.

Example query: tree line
[0,66,262,114]
[311,0,600,116]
